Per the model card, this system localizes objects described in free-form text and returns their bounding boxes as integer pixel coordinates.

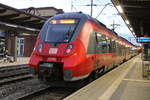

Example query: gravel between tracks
[0,65,78,100]
[0,78,47,100]
[0,78,78,100]
[22,87,77,100]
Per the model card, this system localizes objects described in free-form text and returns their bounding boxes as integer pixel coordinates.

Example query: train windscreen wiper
[64,26,72,42]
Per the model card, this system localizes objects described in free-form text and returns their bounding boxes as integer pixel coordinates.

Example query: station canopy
[0,3,47,34]
[112,0,150,37]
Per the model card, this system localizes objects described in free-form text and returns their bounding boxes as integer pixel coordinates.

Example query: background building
[5,7,64,57]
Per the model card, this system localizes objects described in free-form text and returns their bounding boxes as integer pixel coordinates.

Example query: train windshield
[43,19,79,43]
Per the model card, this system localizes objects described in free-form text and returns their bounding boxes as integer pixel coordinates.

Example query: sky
[0,0,138,45]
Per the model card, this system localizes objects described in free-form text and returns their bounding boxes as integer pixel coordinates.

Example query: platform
[64,55,150,100]
[0,57,29,67]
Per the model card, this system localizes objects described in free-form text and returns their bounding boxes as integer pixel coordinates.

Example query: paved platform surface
[64,55,150,100]
[0,57,29,67]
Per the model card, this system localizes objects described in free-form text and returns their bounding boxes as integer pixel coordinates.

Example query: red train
[29,12,138,86]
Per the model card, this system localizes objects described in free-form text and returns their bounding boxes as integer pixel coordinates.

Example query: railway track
[0,65,77,100]
[0,64,29,78]
[0,78,76,100]
[0,60,130,100]
[0,64,120,100]
[0,64,33,85]
[20,87,77,100]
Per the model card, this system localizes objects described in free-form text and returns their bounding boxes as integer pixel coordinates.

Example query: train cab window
[41,19,79,43]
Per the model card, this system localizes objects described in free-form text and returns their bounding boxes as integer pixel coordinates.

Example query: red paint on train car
[29,12,139,85]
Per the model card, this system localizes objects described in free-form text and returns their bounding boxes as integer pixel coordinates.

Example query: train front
[29,13,89,84]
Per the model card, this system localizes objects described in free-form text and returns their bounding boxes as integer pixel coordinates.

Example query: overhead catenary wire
[71,0,80,12]
[95,3,112,18]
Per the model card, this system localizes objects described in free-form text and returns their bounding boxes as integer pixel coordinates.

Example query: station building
[1,7,64,57]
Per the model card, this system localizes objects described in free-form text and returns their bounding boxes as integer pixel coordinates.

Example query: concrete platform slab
[110,79,150,100]
[0,57,29,67]
[64,55,150,100]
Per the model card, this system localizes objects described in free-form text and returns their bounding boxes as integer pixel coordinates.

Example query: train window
[119,43,123,56]
[106,38,111,53]
[95,32,102,42]
[120,45,123,56]
[95,32,102,53]
[95,32,108,53]
[115,41,121,55]
[119,43,122,56]
[111,39,116,52]
[122,45,126,56]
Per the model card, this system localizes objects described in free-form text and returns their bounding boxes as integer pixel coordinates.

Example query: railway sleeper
[0,66,29,72]
[0,69,30,79]
[0,65,27,71]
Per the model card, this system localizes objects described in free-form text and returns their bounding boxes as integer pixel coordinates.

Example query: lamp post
[91,0,93,16]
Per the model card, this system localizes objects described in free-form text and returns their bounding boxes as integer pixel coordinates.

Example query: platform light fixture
[125,20,130,24]
[116,5,123,13]
[5,23,17,28]
[22,33,31,36]
[130,27,133,31]
[25,27,36,31]
[132,32,135,35]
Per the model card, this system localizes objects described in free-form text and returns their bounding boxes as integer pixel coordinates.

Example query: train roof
[49,12,106,27]
[47,12,137,48]
[49,12,90,19]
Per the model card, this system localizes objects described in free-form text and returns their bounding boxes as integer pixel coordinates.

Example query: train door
[95,32,102,68]
[95,32,99,68]
[95,32,101,53]
[95,32,108,67]
[110,39,117,66]
[115,41,121,63]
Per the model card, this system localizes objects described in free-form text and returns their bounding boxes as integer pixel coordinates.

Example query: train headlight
[65,44,73,54]
[38,44,43,53]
